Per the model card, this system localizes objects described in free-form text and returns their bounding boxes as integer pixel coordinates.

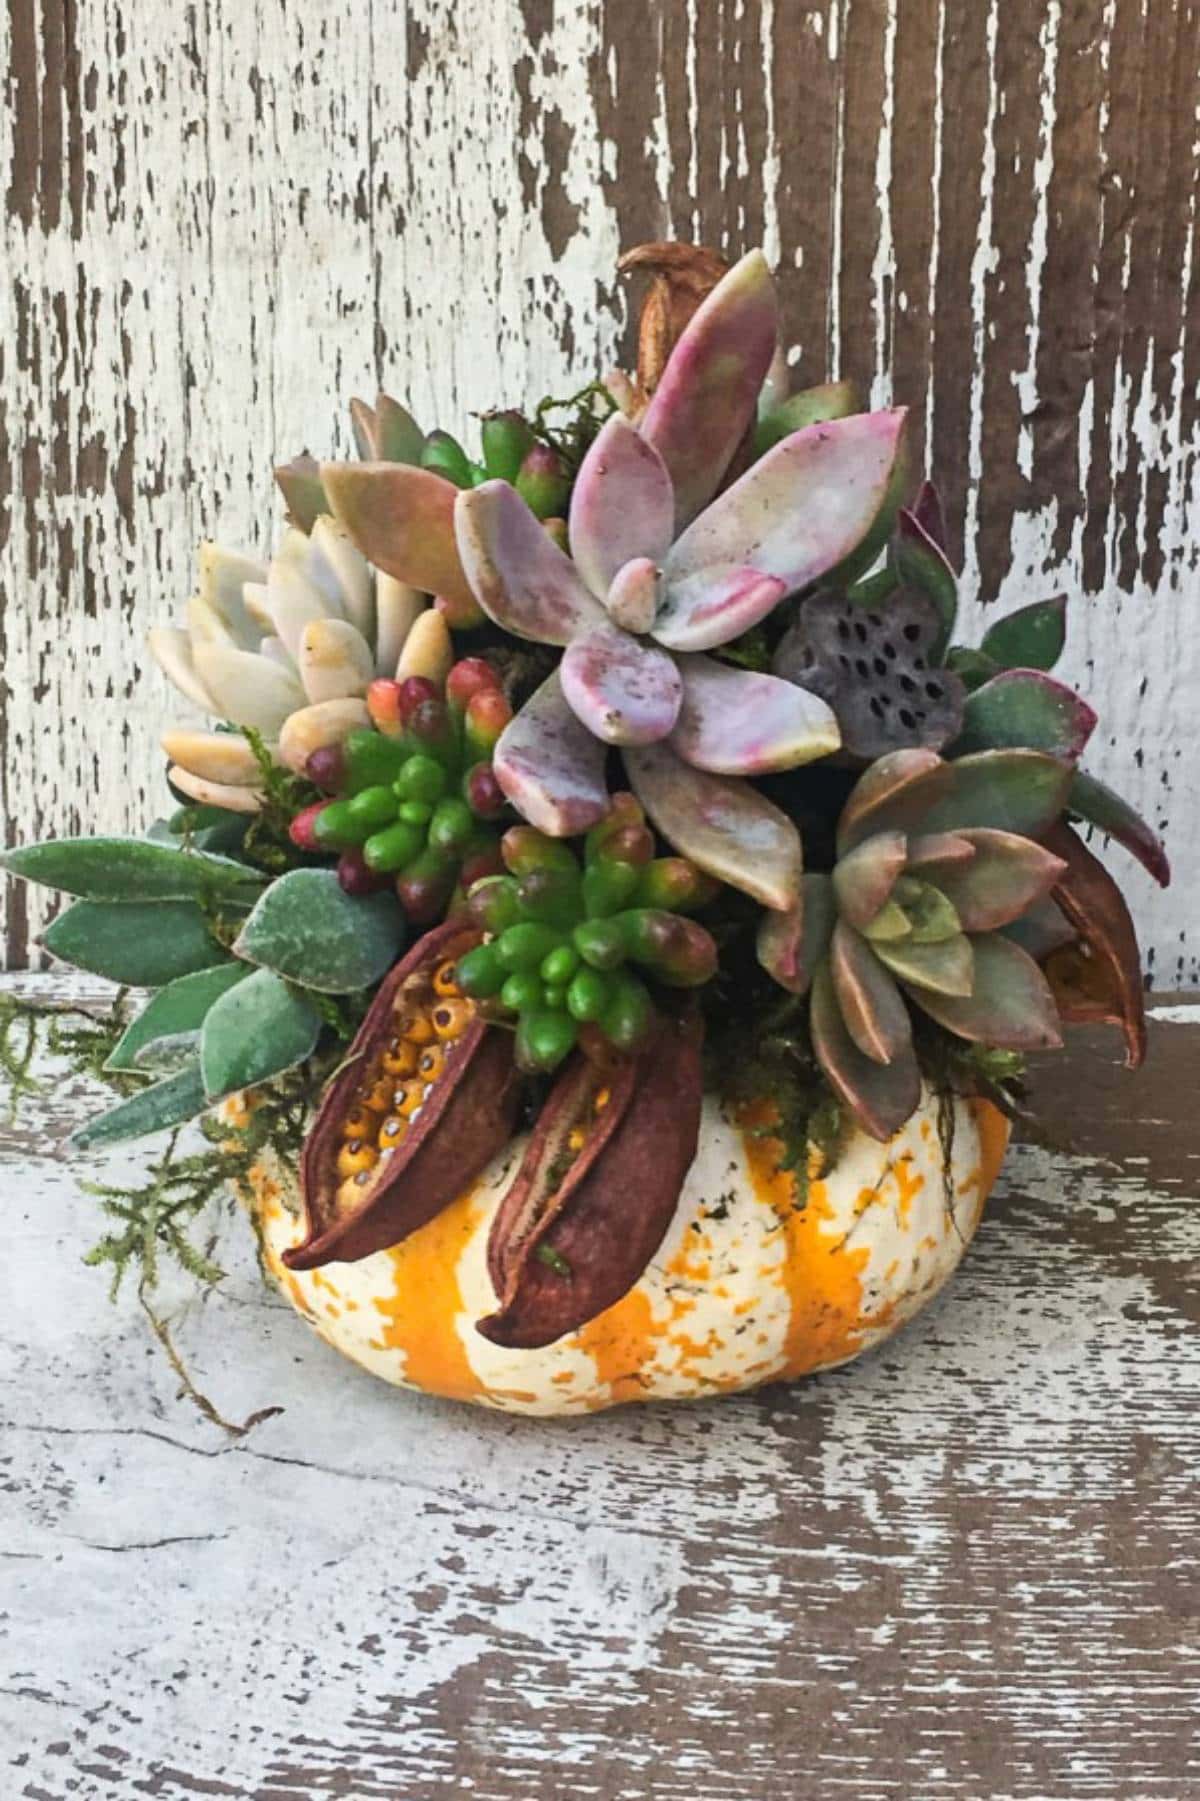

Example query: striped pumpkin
[240,1088,1008,1415]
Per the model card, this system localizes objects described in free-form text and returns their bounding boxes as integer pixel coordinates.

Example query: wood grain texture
[2,971,1199,1798]
[2,0,1197,982]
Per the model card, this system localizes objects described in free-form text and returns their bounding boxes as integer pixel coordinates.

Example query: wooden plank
[2,0,1197,987]
[1,974,1198,1796]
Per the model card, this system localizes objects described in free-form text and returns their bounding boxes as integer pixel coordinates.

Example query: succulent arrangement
[3,240,1169,1357]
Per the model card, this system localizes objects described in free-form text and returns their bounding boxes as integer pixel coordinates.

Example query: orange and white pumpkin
[243,1088,1007,1416]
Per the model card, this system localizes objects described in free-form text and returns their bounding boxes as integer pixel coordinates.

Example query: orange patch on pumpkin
[368,1186,487,1403]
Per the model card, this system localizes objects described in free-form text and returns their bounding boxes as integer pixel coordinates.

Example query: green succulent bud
[481,409,537,484]
[420,429,473,488]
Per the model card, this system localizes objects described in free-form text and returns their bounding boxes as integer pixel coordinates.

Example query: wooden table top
[3,975,1198,1800]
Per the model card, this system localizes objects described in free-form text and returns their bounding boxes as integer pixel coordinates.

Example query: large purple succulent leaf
[836,749,948,854]
[980,595,1067,672]
[454,481,605,647]
[568,414,674,601]
[663,409,909,613]
[831,830,908,931]
[640,249,779,529]
[955,669,1098,763]
[650,564,788,653]
[320,462,475,610]
[559,622,683,747]
[1069,768,1170,888]
[810,960,922,1142]
[916,749,1075,840]
[625,741,803,910]
[830,923,913,1065]
[670,655,840,774]
[905,934,1063,1052]
[934,828,1068,933]
[493,672,611,838]
[873,932,975,997]
[756,873,836,995]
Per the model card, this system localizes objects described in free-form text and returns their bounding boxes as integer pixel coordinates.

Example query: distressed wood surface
[2,0,1198,979]
[1,973,1198,1798]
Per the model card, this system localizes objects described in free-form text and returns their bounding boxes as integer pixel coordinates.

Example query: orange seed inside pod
[417,1044,446,1086]
[401,1013,436,1046]
[337,1139,379,1180]
[395,1079,426,1119]
[341,1104,379,1141]
[381,1036,419,1077]
[378,1114,407,1150]
[432,998,472,1041]
[432,959,461,998]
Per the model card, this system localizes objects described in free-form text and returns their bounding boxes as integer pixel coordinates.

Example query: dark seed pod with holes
[772,589,966,761]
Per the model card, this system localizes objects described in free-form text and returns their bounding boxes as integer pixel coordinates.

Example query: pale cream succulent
[149,518,453,811]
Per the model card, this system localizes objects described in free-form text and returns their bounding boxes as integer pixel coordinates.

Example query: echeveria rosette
[449,253,908,909]
[757,747,1075,1140]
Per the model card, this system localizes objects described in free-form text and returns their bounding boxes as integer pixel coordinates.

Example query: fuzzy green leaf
[200,967,321,1100]
[4,836,264,905]
[234,867,405,993]
[106,963,252,1074]
[980,595,1066,672]
[70,1063,210,1150]
[42,900,232,986]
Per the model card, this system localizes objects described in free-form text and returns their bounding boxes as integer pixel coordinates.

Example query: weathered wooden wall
[3,0,1198,975]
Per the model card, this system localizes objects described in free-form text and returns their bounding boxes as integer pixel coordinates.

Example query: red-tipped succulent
[758,749,1077,1139]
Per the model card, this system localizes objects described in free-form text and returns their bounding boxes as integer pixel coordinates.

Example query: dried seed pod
[773,589,965,761]
[477,1011,704,1348]
[617,241,730,398]
[286,921,520,1270]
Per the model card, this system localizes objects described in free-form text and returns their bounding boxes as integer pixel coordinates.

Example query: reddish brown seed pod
[477,1011,704,1349]
[285,920,521,1271]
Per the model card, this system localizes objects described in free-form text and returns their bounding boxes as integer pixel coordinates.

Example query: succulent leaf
[756,873,836,995]
[664,408,909,609]
[955,669,1097,763]
[810,960,922,1142]
[625,741,803,910]
[567,413,674,600]
[492,671,611,837]
[905,831,976,877]
[650,564,788,653]
[42,900,231,987]
[454,480,605,646]
[998,896,1077,962]
[106,963,251,1075]
[321,461,475,610]
[1042,820,1147,1067]
[836,749,948,854]
[979,594,1066,672]
[298,617,376,704]
[830,922,913,1065]
[234,868,405,994]
[349,393,424,464]
[274,455,328,533]
[1068,768,1170,888]
[2,837,263,906]
[932,828,1068,932]
[605,557,661,633]
[830,830,908,931]
[873,930,974,996]
[559,622,684,747]
[890,507,957,657]
[917,749,1075,840]
[640,248,779,528]
[754,380,861,456]
[69,1063,210,1150]
[192,640,306,734]
[912,479,948,553]
[200,968,322,1101]
[773,588,965,759]
[670,655,841,774]
[904,934,1063,1051]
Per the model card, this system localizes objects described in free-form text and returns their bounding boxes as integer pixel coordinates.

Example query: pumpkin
[241,1089,1008,1416]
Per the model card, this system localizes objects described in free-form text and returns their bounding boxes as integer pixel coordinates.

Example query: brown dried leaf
[1043,821,1147,1069]
[618,241,729,397]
